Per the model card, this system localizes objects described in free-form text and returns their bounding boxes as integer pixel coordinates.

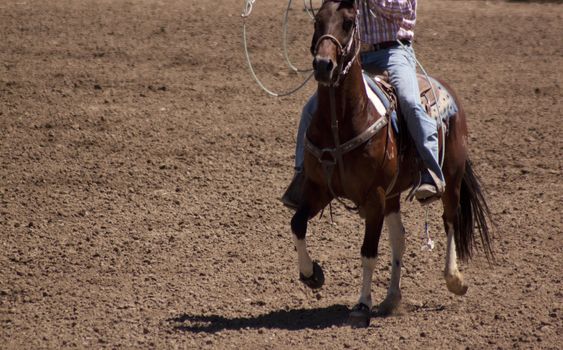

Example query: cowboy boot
[415,168,445,205]
[280,171,305,210]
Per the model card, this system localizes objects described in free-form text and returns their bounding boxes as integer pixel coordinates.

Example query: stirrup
[415,183,442,206]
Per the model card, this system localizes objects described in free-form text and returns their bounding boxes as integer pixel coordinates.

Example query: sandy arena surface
[1,0,562,348]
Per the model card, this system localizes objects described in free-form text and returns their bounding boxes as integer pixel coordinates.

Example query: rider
[281,0,445,208]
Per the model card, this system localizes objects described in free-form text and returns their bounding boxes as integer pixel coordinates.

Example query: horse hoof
[445,274,469,296]
[377,292,402,316]
[299,261,325,289]
[348,303,371,328]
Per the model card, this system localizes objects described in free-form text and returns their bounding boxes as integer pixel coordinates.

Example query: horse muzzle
[313,56,337,85]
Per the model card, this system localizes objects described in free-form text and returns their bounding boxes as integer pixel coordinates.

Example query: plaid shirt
[358,0,417,44]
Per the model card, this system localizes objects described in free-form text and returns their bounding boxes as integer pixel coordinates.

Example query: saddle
[363,72,458,133]
[363,72,456,202]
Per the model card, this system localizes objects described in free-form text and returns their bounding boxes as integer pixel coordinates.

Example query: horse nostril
[314,57,334,74]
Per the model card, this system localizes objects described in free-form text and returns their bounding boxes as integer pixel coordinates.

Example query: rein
[307,14,394,211]
[305,92,393,211]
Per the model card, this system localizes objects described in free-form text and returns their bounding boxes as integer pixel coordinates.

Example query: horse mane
[323,0,355,8]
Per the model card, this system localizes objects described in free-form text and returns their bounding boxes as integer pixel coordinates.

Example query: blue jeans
[294,43,444,185]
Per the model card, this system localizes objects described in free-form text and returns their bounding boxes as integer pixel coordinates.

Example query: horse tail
[456,158,494,262]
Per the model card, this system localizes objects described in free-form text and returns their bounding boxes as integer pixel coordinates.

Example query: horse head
[311,0,359,86]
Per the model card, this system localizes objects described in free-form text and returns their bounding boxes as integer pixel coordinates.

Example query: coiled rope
[283,0,315,73]
[242,0,314,97]
[303,0,316,19]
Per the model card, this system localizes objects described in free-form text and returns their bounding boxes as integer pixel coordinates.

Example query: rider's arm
[366,0,415,21]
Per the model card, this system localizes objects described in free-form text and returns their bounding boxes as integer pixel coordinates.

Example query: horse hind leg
[442,181,469,296]
[443,156,494,295]
[443,221,468,295]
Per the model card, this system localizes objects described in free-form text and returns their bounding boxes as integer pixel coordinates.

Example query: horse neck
[316,60,368,134]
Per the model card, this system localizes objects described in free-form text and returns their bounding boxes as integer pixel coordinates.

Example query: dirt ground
[1,0,561,349]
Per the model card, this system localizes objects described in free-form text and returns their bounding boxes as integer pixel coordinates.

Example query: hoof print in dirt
[348,303,371,328]
[299,261,325,289]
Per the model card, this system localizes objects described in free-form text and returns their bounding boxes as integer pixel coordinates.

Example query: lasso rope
[283,0,315,73]
[395,39,444,252]
[242,0,314,97]
[303,0,316,18]
[244,2,444,247]
[367,7,445,251]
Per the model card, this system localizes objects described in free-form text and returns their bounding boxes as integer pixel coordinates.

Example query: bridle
[306,5,394,211]
[312,10,361,87]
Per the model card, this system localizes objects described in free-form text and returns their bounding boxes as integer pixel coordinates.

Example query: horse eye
[343,19,353,31]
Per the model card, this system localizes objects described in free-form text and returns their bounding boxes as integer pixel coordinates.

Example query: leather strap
[304,116,388,163]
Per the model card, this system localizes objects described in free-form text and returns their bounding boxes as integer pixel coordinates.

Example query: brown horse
[290,0,493,328]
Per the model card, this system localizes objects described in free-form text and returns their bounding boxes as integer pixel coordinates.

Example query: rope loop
[242,0,314,97]
[241,0,255,18]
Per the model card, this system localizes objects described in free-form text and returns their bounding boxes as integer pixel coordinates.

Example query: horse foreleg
[291,204,314,274]
[349,189,385,328]
[290,180,331,289]
[378,198,405,315]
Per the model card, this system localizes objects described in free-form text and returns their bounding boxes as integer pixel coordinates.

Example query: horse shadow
[168,304,351,333]
[168,301,450,333]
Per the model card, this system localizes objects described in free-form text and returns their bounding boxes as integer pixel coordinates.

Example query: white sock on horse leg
[358,256,376,308]
[293,235,313,277]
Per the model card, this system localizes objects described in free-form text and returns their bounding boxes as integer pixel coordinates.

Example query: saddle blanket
[362,72,458,133]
